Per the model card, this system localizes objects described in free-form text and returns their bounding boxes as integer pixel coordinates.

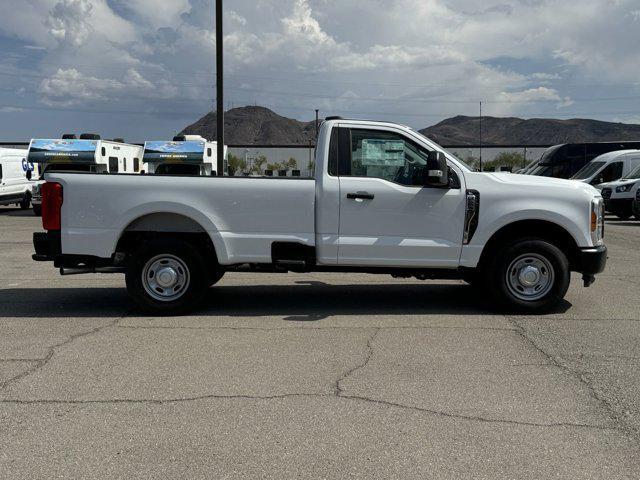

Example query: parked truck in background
[29,134,143,215]
[526,141,640,179]
[597,162,640,220]
[33,118,607,314]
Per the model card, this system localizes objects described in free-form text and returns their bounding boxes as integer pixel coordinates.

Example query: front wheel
[125,239,208,315]
[483,238,570,313]
[33,204,42,216]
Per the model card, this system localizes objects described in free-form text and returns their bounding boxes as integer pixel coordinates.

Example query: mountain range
[180,106,640,146]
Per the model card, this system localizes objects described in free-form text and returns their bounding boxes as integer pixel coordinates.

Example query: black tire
[20,192,31,210]
[615,212,631,221]
[125,239,208,315]
[483,238,570,313]
[208,270,225,287]
[33,204,42,216]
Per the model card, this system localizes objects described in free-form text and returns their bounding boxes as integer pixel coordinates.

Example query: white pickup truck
[33,118,607,314]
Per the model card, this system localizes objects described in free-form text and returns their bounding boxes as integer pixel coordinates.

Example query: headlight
[615,184,634,193]
[590,198,605,245]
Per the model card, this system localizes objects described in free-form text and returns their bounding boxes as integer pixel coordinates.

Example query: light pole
[216,0,224,176]
[479,101,483,172]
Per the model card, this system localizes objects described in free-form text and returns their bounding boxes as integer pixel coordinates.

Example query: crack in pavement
[0,318,629,435]
[335,328,380,396]
[507,316,639,443]
[0,391,622,432]
[0,314,127,391]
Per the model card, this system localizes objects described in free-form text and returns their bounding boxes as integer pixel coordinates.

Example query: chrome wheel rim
[506,254,555,302]
[142,254,190,302]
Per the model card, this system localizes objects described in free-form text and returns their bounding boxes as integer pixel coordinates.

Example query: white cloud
[45,0,94,47]
[498,87,573,108]
[0,0,638,136]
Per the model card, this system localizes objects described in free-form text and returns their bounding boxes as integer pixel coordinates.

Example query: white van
[571,150,640,186]
[598,163,640,219]
[29,134,143,215]
[0,148,34,209]
[142,135,226,176]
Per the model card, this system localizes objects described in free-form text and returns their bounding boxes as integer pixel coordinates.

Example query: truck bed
[47,172,316,264]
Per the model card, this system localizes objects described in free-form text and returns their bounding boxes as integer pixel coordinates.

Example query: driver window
[349,129,430,186]
[601,162,623,183]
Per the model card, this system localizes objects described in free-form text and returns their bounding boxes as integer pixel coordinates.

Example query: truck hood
[486,172,600,196]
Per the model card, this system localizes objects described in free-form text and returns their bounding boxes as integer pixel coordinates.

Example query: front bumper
[604,198,632,213]
[576,245,607,275]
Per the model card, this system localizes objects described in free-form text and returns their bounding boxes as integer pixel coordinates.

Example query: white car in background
[598,163,640,220]
[571,150,640,187]
[0,148,34,210]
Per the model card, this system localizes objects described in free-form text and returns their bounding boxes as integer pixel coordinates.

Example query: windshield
[571,161,605,180]
[623,163,640,180]
[520,159,538,174]
[538,145,562,165]
[529,164,553,176]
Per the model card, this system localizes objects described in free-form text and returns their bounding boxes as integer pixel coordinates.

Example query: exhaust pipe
[60,266,125,276]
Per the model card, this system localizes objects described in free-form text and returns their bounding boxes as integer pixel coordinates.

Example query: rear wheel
[125,239,209,314]
[33,204,42,216]
[208,270,225,287]
[483,238,570,313]
[20,192,31,210]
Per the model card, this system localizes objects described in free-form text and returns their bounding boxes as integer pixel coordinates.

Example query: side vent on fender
[463,190,480,245]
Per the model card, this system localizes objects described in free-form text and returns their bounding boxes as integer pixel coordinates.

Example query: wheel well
[116,213,219,267]
[478,220,580,271]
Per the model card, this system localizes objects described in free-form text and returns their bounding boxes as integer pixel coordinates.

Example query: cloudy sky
[1,0,639,141]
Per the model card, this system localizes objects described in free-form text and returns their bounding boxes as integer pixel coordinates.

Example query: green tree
[485,152,526,172]
[284,157,298,170]
[227,154,247,176]
[250,155,267,175]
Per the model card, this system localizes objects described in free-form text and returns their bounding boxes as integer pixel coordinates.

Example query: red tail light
[42,182,63,231]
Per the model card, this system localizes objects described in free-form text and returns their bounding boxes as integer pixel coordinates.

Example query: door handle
[347,192,374,200]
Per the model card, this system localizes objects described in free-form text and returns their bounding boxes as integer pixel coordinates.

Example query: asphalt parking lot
[1,206,639,479]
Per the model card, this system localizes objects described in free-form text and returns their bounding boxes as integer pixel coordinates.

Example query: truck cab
[32,118,607,315]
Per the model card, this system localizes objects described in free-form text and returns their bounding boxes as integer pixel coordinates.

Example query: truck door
[336,126,466,267]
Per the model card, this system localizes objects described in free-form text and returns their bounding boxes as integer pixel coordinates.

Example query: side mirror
[26,170,32,181]
[426,151,449,187]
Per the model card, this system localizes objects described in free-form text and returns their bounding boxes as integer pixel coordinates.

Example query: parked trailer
[143,135,227,176]
[29,134,143,215]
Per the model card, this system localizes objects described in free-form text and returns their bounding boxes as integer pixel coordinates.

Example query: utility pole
[479,101,483,172]
[216,0,224,176]
[315,109,319,140]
